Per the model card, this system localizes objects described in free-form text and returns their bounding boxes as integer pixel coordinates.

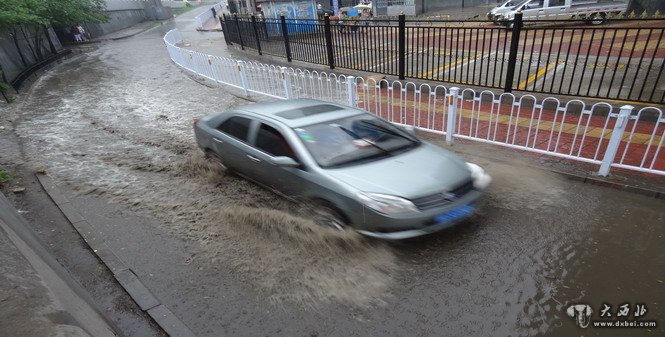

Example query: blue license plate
[434,205,475,224]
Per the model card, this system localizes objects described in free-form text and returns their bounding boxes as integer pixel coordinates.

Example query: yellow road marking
[420,54,475,78]
[352,47,435,70]
[518,59,562,90]
[355,52,396,69]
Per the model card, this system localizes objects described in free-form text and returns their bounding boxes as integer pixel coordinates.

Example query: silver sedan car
[193,99,491,239]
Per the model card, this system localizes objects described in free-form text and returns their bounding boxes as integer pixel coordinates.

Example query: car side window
[217,116,251,141]
[549,0,565,6]
[525,0,543,8]
[255,124,296,159]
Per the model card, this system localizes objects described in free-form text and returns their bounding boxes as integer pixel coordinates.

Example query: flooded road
[8,15,665,336]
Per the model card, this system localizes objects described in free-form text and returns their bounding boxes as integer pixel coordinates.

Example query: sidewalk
[355,92,665,175]
[0,193,117,337]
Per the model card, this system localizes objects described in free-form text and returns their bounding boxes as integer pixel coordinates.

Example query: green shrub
[0,169,15,185]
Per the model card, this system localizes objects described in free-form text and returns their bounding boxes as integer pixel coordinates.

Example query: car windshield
[294,114,420,168]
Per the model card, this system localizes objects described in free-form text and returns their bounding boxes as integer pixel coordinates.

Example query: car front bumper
[355,189,484,240]
[356,213,472,239]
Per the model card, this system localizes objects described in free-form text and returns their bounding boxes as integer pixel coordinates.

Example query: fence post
[280,67,293,99]
[280,15,292,62]
[220,14,232,45]
[251,15,262,55]
[503,12,523,93]
[598,105,633,176]
[398,13,406,80]
[236,60,249,97]
[323,14,335,69]
[234,14,245,50]
[347,76,357,107]
[446,87,459,144]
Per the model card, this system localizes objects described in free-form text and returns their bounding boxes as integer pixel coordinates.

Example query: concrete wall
[374,0,417,16]
[0,27,63,83]
[82,0,172,38]
[106,0,147,10]
[420,0,489,13]
[387,5,417,15]
[162,1,188,8]
[85,9,148,38]
[376,0,490,16]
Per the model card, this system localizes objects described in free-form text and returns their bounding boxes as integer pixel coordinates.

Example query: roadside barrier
[221,14,665,104]
[164,29,665,177]
[195,1,225,30]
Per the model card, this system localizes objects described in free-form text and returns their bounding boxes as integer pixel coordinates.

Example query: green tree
[0,0,108,63]
[0,0,41,66]
[42,0,108,27]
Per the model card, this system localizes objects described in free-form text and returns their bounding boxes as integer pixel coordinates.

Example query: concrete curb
[434,139,665,199]
[110,26,157,41]
[196,28,223,32]
[36,173,197,337]
[0,193,118,337]
[549,169,664,199]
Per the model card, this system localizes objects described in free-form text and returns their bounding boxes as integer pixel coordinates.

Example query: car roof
[235,99,365,128]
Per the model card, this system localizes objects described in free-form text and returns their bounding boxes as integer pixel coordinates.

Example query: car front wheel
[312,204,348,231]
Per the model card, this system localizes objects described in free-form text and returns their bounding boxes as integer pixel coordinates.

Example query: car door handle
[247,155,261,162]
[213,138,224,144]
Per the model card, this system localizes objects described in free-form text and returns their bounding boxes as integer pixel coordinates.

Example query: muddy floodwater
[7,17,664,337]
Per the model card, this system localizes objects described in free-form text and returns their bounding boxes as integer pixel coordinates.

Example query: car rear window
[218,116,251,141]
[275,104,342,119]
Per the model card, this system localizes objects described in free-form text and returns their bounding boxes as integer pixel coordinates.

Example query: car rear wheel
[312,204,348,231]
[205,150,233,173]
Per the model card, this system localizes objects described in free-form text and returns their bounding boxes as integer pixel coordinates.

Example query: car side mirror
[271,156,300,167]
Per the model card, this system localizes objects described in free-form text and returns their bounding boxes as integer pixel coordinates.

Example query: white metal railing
[194,1,225,30]
[164,29,665,177]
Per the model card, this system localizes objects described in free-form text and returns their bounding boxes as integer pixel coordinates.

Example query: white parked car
[493,0,628,24]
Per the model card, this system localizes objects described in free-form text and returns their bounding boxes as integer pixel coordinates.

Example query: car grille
[410,180,475,211]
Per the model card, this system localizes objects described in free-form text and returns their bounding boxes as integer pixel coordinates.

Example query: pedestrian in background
[76,25,86,41]
[361,9,371,33]
[73,26,82,42]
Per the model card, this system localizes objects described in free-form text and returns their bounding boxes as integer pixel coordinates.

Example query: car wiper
[333,124,391,154]
[326,151,391,168]
[358,120,420,143]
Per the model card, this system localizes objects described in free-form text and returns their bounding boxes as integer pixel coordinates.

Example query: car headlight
[466,162,492,190]
[357,192,419,214]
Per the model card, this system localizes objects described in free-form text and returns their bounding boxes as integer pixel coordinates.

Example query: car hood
[325,143,472,198]
[490,6,511,15]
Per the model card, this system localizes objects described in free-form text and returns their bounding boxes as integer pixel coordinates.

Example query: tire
[588,12,606,25]
[205,150,233,173]
[312,204,348,231]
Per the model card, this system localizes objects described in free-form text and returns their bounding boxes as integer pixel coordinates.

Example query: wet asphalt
[5,9,665,337]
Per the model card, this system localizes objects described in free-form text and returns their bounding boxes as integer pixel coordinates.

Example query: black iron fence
[221,14,665,104]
